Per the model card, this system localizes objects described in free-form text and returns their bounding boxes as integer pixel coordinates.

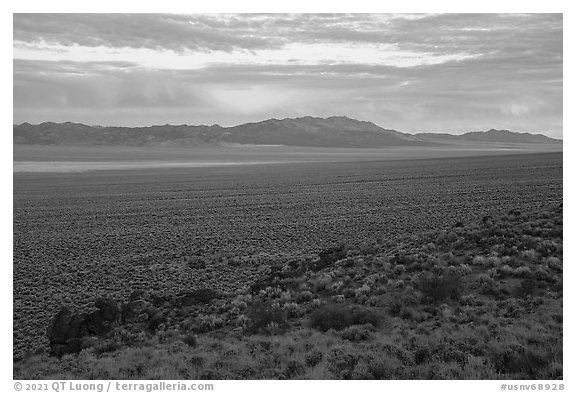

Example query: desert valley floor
[13,151,563,379]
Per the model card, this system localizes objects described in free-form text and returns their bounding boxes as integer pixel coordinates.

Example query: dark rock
[148,311,167,332]
[48,307,88,345]
[47,307,89,356]
[250,270,284,294]
[145,306,160,318]
[86,310,106,335]
[128,290,146,301]
[187,256,207,269]
[86,309,115,335]
[250,266,301,294]
[176,289,220,307]
[481,215,494,226]
[150,294,172,307]
[94,297,119,321]
[314,244,347,271]
[122,300,151,323]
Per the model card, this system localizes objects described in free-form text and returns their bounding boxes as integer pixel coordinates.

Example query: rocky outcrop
[48,297,120,356]
[47,307,88,356]
[47,290,220,356]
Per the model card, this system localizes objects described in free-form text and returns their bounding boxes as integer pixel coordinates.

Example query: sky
[13,13,563,137]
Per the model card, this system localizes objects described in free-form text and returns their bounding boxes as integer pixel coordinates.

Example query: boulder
[150,293,172,307]
[312,245,347,272]
[122,300,151,322]
[50,338,83,357]
[128,290,146,301]
[148,311,167,332]
[177,289,220,307]
[47,307,89,356]
[481,215,494,226]
[48,307,88,345]
[86,309,116,335]
[187,256,207,269]
[94,297,119,321]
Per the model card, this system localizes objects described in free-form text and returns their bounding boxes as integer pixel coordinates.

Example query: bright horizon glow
[14,41,480,69]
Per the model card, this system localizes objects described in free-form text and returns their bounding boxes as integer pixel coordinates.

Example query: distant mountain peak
[13,117,561,148]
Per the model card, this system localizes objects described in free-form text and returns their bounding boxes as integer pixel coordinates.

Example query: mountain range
[13,116,562,148]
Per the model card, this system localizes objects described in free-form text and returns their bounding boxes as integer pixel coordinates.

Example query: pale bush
[546,257,562,272]
[514,266,533,278]
[477,273,493,286]
[521,249,539,262]
[354,284,371,298]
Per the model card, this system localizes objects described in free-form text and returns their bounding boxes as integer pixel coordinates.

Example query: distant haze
[13,14,562,138]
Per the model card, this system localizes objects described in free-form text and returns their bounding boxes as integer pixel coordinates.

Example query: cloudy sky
[13,13,562,137]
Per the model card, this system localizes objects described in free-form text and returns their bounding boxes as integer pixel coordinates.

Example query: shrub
[194,315,224,333]
[460,294,484,307]
[388,301,402,317]
[358,242,381,256]
[514,279,537,298]
[458,264,473,275]
[313,244,349,271]
[327,347,360,379]
[311,299,323,308]
[514,266,534,279]
[545,257,562,272]
[446,231,458,243]
[489,344,551,377]
[394,264,406,275]
[520,249,539,263]
[310,305,349,331]
[351,307,381,327]
[186,256,206,269]
[245,301,288,334]
[400,306,425,322]
[354,284,371,298]
[472,255,489,266]
[477,273,493,285]
[182,334,197,348]
[284,360,306,378]
[311,273,333,292]
[533,267,551,281]
[417,270,463,302]
[282,302,304,318]
[309,304,380,332]
[406,262,423,273]
[354,357,402,379]
[341,325,373,342]
[536,241,558,257]
[294,290,314,303]
[305,350,324,367]
[93,339,122,355]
